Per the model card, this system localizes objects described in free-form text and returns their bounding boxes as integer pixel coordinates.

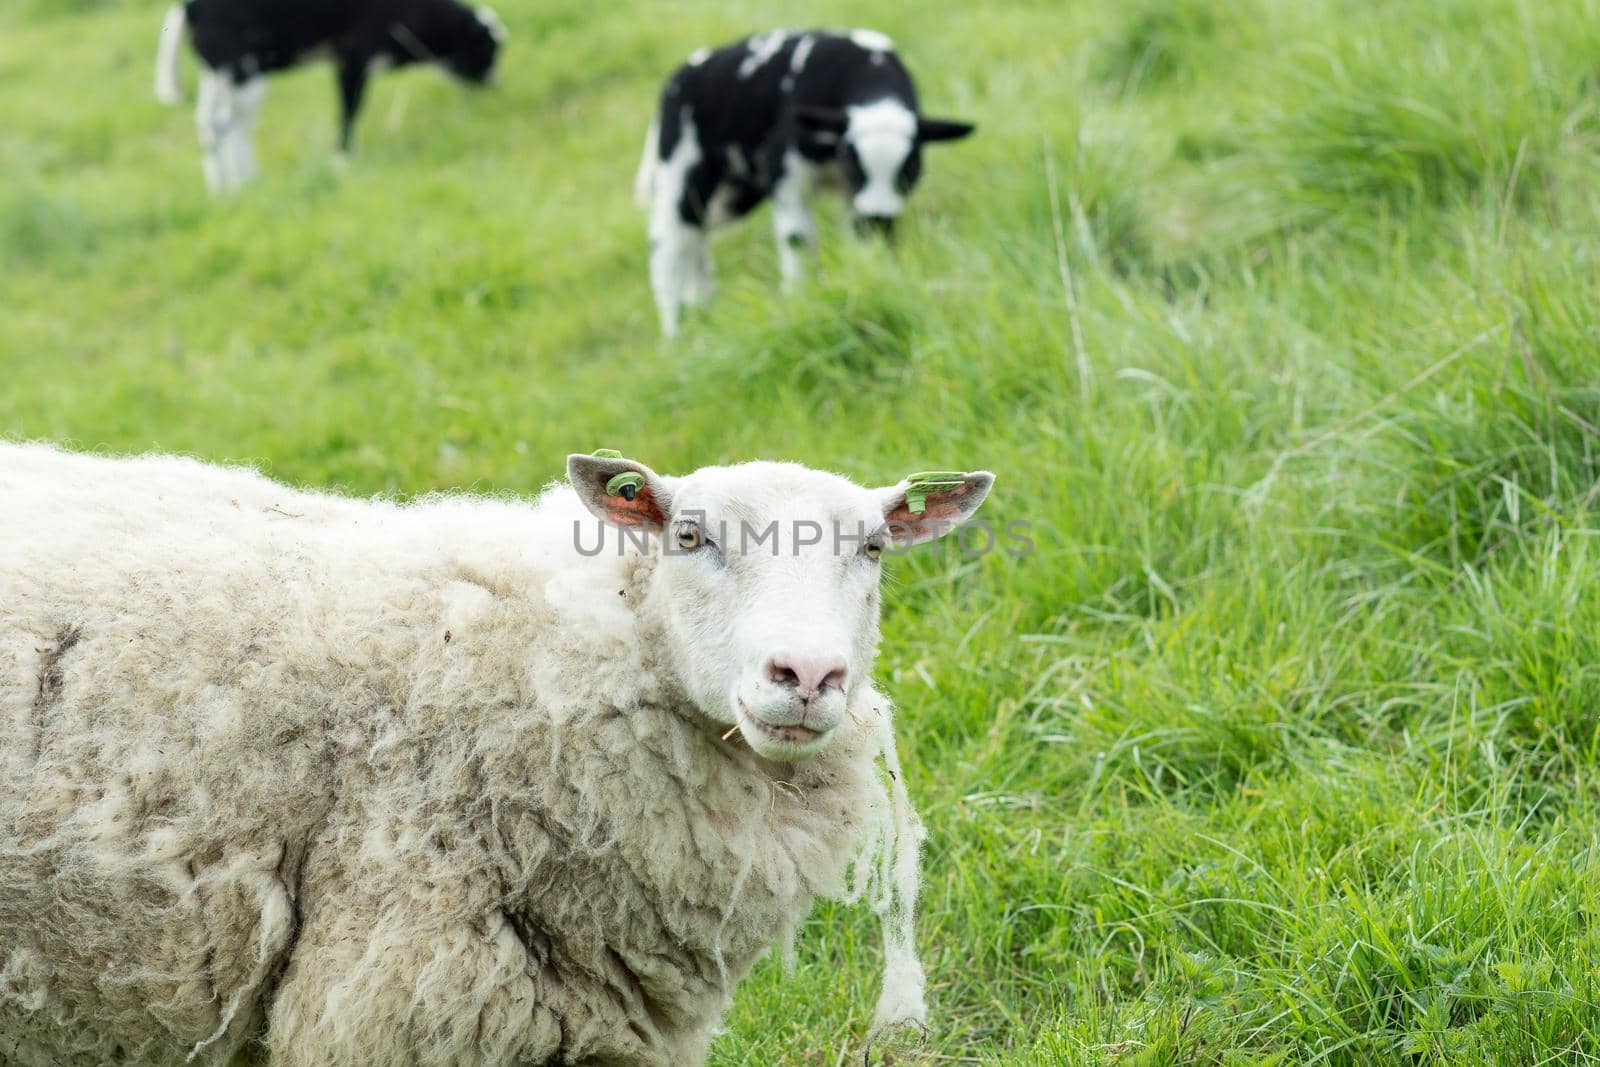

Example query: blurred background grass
[5,0,1600,1062]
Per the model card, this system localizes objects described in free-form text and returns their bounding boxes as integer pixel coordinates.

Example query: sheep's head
[439,5,505,85]
[568,455,993,762]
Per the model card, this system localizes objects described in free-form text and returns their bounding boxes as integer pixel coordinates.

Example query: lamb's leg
[194,68,233,192]
[649,222,705,338]
[684,236,716,307]
[771,151,817,290]
[224,75,265,185]
[648,192,707,339]
[335,57,369,155]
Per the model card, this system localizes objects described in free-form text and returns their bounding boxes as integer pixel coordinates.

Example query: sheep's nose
[766,653,848,702]
[854,214,897,240]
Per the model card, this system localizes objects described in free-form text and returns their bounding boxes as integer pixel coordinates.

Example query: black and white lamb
[154,0,504,191]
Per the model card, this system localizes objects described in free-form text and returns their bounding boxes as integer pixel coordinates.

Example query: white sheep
[0,443,993,1066]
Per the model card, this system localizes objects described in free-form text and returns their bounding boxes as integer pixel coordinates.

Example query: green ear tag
[903,471,967,516]
[605,471,645,500]
[590,448,623,459]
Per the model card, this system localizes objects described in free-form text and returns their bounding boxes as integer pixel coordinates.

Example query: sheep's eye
[864,540,884,561]
[676,525,703,551]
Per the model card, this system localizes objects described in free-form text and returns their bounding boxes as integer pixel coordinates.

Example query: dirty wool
[0,444,924,1065]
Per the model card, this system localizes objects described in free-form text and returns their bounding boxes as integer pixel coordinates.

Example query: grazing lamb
[154,0,505,192]
[0,443,994,1066]
[635,28,976,336]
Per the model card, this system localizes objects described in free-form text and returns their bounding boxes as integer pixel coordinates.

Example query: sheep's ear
[567,453,674,529]
[794,105,848,147]
[878,471,993,546]
[917,117,975,144]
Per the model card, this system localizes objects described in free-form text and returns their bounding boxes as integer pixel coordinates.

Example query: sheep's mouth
[735,697,831,751]
[748,717,824,745]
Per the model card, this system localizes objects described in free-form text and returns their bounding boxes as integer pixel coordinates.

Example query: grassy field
[6,0,1600,1062]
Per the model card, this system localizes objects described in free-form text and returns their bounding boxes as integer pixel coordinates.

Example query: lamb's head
[436,4,505,85]
[793,99,976,239]
[569,454,993,761]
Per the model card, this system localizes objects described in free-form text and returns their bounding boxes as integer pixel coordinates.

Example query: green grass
[6,0,1600,1062]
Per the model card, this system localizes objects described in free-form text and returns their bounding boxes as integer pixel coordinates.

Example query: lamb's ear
[567,453,674,529]
[917,117,976,144]
[794,105,848,146]
[879,471,994,546]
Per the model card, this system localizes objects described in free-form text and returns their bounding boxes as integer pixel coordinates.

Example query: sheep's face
[443,6,504,85]
[569,457,993,762]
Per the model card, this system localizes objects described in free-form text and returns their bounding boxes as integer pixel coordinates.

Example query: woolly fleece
[0,444,923,1066]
